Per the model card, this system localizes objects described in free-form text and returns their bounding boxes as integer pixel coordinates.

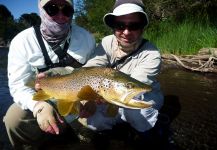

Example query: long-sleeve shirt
[8,24,95,111]
[85,34,163,109]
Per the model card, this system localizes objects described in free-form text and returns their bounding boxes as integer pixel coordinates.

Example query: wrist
[33,101,46,117]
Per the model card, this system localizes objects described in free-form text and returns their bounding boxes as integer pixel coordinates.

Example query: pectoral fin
[33,90,52,101]
[57,100,80,116]
[77,85,99,100]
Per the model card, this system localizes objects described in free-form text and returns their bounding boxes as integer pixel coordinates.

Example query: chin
[120,41,133,47]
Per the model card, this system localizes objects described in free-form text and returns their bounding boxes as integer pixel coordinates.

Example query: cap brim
[103,12,149,28]
[40,0,73,7]
[103,3,149,28]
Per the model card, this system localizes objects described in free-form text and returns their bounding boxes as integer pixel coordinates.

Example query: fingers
[35,73,46,91]
[38,117,59,135]
[49,118,59,135]
[37,73,46,79]
[35,83,41,91]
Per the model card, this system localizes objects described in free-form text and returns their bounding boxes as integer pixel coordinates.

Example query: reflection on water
[0,47,216,149]
[158,68,217,150]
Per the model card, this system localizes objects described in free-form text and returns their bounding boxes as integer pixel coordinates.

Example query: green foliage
[0,5,41,45]
[0,5,14,44]
[75,0,114,42]
[19,13,41,27]
[1,0,217,54]
[145,19,217,55]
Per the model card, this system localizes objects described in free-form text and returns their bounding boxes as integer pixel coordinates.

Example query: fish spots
[102,79,112,89]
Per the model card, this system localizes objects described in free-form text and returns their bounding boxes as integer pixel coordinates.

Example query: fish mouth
[124,91,147,101]
[119,90,153,109]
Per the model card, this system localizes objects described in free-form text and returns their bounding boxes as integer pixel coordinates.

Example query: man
[83,0,164,136]
[4,0,95,149]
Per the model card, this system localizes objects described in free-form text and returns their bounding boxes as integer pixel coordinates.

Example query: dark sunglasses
[113,21,145,31]
[43,3,74,17]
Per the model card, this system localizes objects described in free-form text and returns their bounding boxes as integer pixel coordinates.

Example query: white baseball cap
[103,0,149,28]
[40,0,73,7]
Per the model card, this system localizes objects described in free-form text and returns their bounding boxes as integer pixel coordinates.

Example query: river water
[0,47,13,149]
[0,47,216,150]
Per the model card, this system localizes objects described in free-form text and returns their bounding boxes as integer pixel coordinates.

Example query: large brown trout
[33,67,152,116]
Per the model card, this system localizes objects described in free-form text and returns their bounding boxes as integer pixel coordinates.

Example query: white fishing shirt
[8,24,95,111]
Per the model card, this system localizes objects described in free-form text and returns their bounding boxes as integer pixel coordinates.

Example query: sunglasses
[43,3,73,17]
[113,21,145,31]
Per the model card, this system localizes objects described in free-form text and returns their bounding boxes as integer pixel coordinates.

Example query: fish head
[98,70,152,107]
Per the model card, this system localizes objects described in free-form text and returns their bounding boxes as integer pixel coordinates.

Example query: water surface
[158,68,217,150]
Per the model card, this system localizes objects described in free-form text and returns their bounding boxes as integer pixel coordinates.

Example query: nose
[123,28,131,35]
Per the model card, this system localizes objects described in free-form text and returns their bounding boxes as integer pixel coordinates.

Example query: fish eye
[126,82,134,89]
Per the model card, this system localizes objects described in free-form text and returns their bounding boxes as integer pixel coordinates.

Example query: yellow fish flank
[33,67,152,116]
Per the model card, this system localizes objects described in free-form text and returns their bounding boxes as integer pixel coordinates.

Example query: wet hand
[33,101,64,134]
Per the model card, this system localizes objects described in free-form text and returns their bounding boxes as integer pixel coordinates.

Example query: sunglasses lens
[114,22,144,31]
[114,22,125,30]
[44,4,73,17]
[128,23,144,30]
[62,5,73,17]
[44,4,59,16]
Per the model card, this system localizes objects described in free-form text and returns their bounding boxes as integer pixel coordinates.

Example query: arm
[131,50,161,85]
[8,30,64,134]
[84,42,110,67]
[8,36,38,111]
[130,47,164,109]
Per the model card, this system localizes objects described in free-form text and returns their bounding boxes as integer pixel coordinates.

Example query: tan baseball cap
[40,0,73,7]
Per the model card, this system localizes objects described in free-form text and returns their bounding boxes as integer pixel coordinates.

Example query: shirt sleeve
[130,49,163,109]
[130,50,161,85]
[84,43,109,67]
[8,36,38,111]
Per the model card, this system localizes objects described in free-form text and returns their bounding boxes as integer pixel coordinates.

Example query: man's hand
[33,101,64,134]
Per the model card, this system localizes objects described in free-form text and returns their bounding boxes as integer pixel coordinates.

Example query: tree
[0,4,14,45]
[75,0,114,41]
[19,13,41,27]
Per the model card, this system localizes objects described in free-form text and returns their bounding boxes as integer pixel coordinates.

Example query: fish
[33,67,152,116]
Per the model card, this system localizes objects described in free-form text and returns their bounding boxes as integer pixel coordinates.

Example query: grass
[145,19,217,55]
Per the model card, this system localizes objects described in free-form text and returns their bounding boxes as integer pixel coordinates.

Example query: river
[0,47,13,149]
[0,47,216,150]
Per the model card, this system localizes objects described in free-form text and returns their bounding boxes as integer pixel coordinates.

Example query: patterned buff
[38,1,72,43]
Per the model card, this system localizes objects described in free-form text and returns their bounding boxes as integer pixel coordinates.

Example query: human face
[43,0,73,24]
[113,13,144,47]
